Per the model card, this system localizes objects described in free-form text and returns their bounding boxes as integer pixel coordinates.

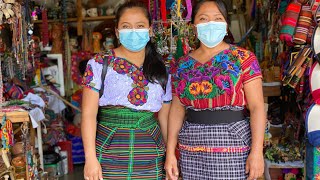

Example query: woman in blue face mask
[165,0,265,180]
[81,2,172,180]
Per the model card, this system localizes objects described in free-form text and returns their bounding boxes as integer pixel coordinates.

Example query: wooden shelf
[0,111,29,123]
[33,15,115,24]
[263,83,281,97]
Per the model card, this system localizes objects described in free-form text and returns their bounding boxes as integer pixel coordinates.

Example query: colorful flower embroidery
[180,60,195,69]
[214,75,233,95]
[249,60,261,75]
[82,64,94,86]
[215,54,229,63]
[177,81,186,95]
[131,70,148,86]
[315,173,320,180]
[221,61,240,77]
[127,87,148,106]
[172,45,261,109]
[204,67,220,78]
[200,81,213,95]
[93,54,104,64]
[189,69,203,82]
[189,83,201,96]
[233,49,250,63]
[113,59,131,74]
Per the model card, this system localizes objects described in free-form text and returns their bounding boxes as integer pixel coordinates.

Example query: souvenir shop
[0,0,319,179]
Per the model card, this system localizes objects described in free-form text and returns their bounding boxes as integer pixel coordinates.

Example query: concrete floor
[59,164,84,180]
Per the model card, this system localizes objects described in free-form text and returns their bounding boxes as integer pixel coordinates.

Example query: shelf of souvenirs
[32,15,115,24]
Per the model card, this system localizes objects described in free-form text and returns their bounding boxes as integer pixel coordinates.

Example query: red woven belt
[179,144,251,153]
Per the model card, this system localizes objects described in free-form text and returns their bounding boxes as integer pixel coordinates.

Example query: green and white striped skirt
[96,107,165,179]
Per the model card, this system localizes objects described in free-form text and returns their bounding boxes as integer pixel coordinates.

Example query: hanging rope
[0,55,3,107]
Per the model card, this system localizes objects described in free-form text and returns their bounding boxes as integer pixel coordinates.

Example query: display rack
[0,110,44,180]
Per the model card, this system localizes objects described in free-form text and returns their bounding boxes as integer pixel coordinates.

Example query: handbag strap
[99,56,108,98]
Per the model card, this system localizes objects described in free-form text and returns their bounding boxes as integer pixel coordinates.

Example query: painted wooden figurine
[92,32,102,53]
[51,23,63,54]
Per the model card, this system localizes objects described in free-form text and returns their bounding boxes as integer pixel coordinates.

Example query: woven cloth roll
[298,0,309,4]
[311,0,320,16]
[280,2,302,45]
[307,22,316,44]
[294,5,313,44]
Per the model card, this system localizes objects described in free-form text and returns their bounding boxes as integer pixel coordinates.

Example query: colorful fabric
[96,107,165,179]
[178,120,251,179]
[306,142,320,179]
[311,0,320,16]
[71,89,83,114]
[314,147,320,179]
[280,2,302,45]
[294,4,313,44]
[170,45,262,110]
[82,50,172,112]
[71,51,92,85]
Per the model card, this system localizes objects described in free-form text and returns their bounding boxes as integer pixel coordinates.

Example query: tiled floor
[59,164,84,180]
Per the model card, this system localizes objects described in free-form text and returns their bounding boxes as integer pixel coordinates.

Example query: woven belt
[179,144,250,153]
[186,109,244,125]
[98,106,157,130]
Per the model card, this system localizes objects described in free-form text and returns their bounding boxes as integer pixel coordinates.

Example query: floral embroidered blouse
[82,50,172,112]
[171,45,262,110]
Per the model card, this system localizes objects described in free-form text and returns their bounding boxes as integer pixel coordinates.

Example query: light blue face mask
[196,21,227,48]
[119,29,150,52]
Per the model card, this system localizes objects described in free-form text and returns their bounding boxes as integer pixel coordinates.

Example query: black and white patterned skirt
[178,119,252,180]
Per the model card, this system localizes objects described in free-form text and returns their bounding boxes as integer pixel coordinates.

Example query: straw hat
[310,62,320,104]
[306,103,320,146]
[312,26,320,63]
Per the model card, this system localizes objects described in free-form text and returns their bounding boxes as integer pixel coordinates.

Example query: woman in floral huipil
[81,2,171,180]
[165,0,266,180]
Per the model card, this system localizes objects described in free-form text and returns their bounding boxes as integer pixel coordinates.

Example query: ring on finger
[84,177,89,180]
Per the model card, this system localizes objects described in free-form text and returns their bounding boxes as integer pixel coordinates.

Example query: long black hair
[115,2,168,91]
[192,0,230,25]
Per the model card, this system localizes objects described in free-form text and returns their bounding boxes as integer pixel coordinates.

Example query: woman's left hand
[246,151,264,180]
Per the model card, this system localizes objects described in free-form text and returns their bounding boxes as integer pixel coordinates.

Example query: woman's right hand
[84,158,103,180]
[165,154,179,180]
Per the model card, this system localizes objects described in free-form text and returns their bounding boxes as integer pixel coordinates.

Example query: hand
[164,154,179,180]
[246,151,264,180]
[84,158,103,180]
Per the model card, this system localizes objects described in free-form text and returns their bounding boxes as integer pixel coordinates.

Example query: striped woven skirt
[178,119,251,180]
[96,107,165,179]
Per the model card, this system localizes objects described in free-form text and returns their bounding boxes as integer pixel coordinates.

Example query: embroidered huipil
[171,45,262,110]
[82,51,172,112]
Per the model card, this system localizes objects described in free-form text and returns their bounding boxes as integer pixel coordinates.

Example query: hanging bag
[294,4,313,44]
[280,2,302,45]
